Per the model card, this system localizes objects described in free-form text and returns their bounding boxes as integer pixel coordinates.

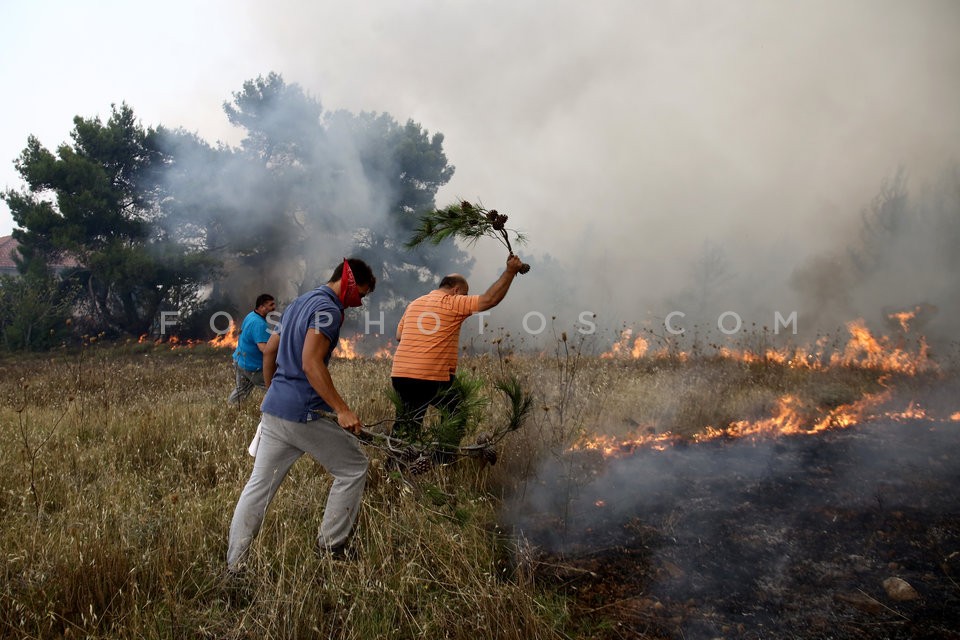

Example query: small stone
[883,577,919,601]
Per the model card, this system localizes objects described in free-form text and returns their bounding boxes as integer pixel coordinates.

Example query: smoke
[3,1,957,347]
[156,103,407,311]
[230,0,960,350]
[789,166,960,349]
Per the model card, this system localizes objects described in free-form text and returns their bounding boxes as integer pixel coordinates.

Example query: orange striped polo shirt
[391,290,480,381]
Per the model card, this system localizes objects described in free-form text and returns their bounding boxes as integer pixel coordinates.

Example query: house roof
[0,235,19,270]
[0,235,80,271]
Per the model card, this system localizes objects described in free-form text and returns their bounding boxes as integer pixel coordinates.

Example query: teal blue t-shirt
[233,311,272,371]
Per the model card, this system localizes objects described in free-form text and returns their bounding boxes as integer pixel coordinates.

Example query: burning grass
[0,327,956,638]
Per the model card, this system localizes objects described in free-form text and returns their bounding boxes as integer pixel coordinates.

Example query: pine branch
[494,375,534,432]
[407,200,531,273]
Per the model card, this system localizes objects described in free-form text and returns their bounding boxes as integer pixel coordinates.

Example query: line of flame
[600,319,936,376]
[569,388,960,459]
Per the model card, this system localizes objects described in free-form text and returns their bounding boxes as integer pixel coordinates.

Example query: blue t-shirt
[233,310,272,371]
[261,285,344,422]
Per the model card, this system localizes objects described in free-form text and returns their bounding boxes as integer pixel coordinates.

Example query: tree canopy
[214,72,469,330]
[2,73,467,346]
[3,104,217,337]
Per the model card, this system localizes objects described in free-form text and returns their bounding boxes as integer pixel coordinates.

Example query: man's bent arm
[302,329,363,433]
[262,333,280,387]
[476,255,523,312]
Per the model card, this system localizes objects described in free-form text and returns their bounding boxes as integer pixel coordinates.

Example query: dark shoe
[219,566,253,606]
[315,540,358,562]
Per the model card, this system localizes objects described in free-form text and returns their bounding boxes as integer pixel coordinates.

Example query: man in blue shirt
[227,258,376,571]
[227,294,277,405]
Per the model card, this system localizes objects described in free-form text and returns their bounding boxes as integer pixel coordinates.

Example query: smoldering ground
[504,380,960,638]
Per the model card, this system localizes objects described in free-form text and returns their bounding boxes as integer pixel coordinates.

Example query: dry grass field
[0,328,953,639]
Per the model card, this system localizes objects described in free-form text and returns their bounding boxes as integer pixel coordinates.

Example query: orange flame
[571,426,681,456]
[830,319,935,374]
[572,316,953,458]
[717,345,822,370]
[886,402,928,421]
[570,386,960,460]
[888,309,917,333]
[601,329,649,359]
[600,317,933,375]
[336,337,360,359]
[136,333,203,349]
[209,321,238,349]
[334,337,393,360]
[372,344,394,359]
[682,320,932,375]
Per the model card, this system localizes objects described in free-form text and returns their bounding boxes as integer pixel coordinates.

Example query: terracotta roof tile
[0,235,80,271]
[0,235,20,269]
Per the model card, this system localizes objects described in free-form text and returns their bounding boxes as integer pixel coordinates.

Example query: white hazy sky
[2,0,959,328]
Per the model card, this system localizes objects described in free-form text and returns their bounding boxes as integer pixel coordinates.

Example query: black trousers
[391,376,463,447]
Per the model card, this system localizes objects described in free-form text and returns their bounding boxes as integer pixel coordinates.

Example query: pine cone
[481,446,498,465]
[408,455,433,475]
[475,431,494,445]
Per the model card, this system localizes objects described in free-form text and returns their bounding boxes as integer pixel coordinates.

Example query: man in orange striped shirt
[391,254,524,453]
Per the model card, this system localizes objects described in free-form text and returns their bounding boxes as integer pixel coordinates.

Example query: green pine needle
[494,375,533,432]
[406,201,526,255]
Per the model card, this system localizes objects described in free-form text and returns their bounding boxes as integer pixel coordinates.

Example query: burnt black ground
[506,411,960,639]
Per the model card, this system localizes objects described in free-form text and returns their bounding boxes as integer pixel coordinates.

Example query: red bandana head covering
[339,258,363,308]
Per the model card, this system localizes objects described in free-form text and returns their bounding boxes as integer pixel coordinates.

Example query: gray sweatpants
[227,365,265,405]
[227,412,368,570]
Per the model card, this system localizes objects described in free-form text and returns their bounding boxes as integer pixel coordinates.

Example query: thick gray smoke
[1,1,957,350]
[237,0,960,352]
[788,167,960,350]
[157,97,429,322]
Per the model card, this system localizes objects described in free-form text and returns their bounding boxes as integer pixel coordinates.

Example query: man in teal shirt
[227,293,276,405]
